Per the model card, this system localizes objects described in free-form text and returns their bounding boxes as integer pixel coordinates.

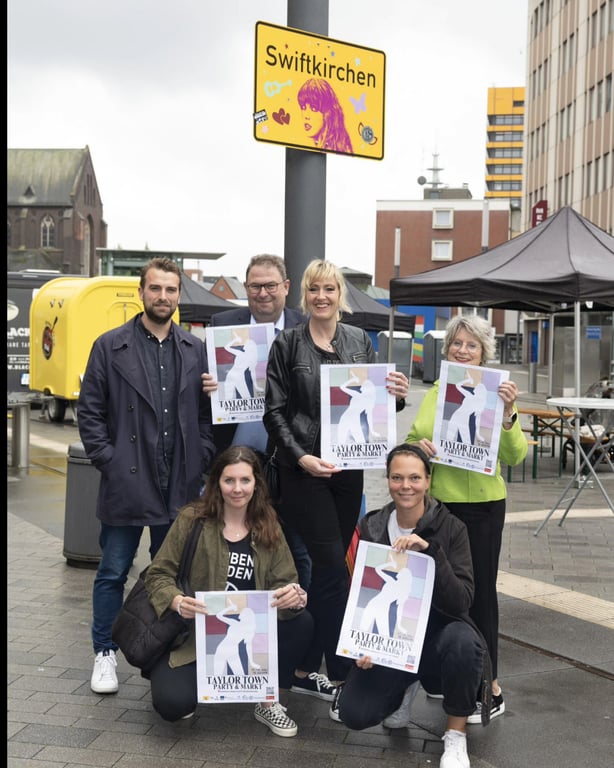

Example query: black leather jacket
[264,322,381,467]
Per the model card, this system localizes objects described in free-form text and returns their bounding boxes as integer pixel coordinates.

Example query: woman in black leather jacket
[263,259,409,694]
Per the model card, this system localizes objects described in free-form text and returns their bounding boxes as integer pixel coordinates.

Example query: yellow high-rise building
[485,86,525,203]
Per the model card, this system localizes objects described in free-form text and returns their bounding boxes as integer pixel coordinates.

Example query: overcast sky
[8,0,529,281]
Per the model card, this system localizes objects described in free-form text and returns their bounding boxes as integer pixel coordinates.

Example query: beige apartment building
[524,0,613,233]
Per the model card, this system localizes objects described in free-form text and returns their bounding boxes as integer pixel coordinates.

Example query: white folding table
[534,396,614,535]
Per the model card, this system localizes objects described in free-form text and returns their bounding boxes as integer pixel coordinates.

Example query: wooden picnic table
[517,407,573,479]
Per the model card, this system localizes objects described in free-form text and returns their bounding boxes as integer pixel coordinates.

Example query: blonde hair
[442,314,495,365]
[299,260,352,320]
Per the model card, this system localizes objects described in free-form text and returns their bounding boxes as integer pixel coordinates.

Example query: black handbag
[263,451,281,506]
[111,518,203,676]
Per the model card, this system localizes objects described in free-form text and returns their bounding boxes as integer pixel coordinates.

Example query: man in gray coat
[78,258,215,695]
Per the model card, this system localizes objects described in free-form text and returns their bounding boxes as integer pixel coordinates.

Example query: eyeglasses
[246,281,284,294]
[450,340,481,352]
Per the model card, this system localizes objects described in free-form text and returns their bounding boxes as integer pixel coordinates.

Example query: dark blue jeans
[279,518,312,591]
[91,522,171,653]
[149,610,314,721]
[337,620,483,729]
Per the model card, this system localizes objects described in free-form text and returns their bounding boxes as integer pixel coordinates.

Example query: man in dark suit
[202,254,310,588]
[202,254,305,455]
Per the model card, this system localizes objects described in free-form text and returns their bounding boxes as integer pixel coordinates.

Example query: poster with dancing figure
[320,363,397,469]
[336,541,434,672]
[205,323,274,424]
[195,590,278,703]
[432,361,509,475]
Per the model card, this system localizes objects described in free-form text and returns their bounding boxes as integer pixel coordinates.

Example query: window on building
[432,209,453,229]
[492,181,523,191]
[610,0,614,33]
[600,2,607,39]
[561,40,567,75]
[567,102,574,137]
[40,215,55,248]
[84,220,91,267]
[591,11,598,47]
[605,74,612,113]
[491,114,524,125]
[7,220,11,247]
[588,87,596,122]
[488,147,523,158]
[597,80,604,118]
[431,241,453,261]
[489,130,522,142]
[586,161,592,197]
[487,164,523,175]
[604,153,611,190]
[594,157,601,195]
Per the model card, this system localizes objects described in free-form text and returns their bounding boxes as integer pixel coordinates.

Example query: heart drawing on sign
[272,108,290,125]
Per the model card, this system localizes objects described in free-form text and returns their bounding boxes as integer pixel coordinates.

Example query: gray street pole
[284,0,329,309]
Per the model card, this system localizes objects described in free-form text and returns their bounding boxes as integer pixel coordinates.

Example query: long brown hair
[192,446,282,548]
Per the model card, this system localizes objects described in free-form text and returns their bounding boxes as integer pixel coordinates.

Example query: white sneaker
[90,650,118,694]
[382,680,420,728]
[440,729,470,768]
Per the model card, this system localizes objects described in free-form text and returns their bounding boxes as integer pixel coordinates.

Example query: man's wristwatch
[502,412,517,426]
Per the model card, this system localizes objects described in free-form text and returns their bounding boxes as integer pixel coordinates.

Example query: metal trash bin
[63,441,102,567]
[377,331,413,378]
[423,330,445,383]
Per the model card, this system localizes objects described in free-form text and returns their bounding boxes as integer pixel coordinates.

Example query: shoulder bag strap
[176,518,203,596]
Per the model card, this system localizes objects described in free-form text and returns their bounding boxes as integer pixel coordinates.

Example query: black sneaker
[328,683,343,722]
[291,672,337,701]
[466,692,505,724]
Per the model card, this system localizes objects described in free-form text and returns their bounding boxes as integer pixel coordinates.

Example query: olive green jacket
[144,507,299,668]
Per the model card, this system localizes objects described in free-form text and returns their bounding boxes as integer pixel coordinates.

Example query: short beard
[144,304,174,325]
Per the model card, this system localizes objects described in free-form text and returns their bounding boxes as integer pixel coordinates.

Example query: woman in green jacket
[407,315,527,724]
[144,446,313,737]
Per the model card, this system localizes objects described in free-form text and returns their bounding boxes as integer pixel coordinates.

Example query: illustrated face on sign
[301,101,324,141]
[297,78,353,154]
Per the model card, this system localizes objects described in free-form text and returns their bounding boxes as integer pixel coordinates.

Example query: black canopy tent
[178,272,237,324]
[389,207,614,396]
[389,207,614,314]
[342,280,415,333]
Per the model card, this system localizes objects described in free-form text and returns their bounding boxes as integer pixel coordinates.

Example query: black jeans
[149,610,314,722]
[446,500,505,680]
[278,466,363,681]
[337,620,483,730]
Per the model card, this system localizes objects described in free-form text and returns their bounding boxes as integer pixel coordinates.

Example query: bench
[507,440,539,483]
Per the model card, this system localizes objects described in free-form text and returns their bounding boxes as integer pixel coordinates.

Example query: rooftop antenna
[426,153,444,189]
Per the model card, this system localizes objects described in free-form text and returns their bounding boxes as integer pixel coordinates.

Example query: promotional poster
[320,363,396,469]
[195,591,278,703]
[337,541,434,672]
[432,361,509,475]
[205,323,275,425]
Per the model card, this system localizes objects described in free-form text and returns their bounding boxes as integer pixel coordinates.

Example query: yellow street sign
[254,21,385,160]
